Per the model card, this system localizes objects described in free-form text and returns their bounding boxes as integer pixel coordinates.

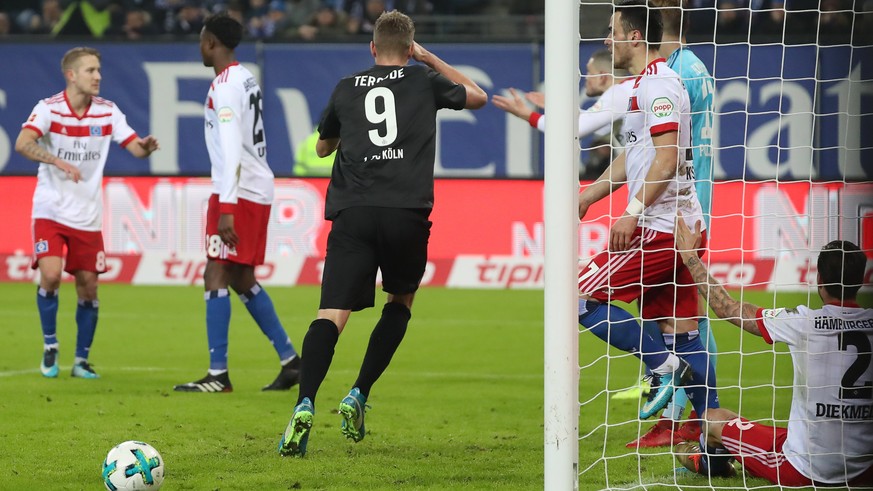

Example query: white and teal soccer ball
[101,441,165,491]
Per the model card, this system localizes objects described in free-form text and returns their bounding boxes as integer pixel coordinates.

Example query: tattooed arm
[15,128,80,182]
[675,215,763,337]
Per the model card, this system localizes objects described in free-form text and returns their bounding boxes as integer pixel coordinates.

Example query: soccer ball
[101,441,165,491]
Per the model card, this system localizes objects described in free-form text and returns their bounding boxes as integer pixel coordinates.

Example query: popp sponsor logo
[651,97,674,118]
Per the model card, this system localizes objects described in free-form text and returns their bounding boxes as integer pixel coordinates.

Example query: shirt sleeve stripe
[650,122,678,136]
[120,133,138,148]
[22,124,44,137]
[755,307,774,344]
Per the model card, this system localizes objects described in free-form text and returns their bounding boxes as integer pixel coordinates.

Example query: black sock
[353,303,411,398]
[297,319,340,405]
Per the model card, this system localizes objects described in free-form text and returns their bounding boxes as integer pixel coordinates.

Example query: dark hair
[204,12,243,50]
[615,0,663,50]
[818,240,866,300]
[649,0,688,37]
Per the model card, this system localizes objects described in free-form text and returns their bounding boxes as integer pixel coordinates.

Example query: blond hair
[61,47,101,73]
[374,10,414,58]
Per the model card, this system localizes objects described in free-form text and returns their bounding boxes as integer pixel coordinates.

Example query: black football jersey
[318,63,467,219]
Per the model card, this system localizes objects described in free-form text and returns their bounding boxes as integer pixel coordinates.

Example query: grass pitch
[0,283,858,490]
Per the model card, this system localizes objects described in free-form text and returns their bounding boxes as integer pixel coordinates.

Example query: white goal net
[543,0,873,489]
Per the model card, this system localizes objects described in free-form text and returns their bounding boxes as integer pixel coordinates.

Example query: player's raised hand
[525,91,545,109]
[491,88,533,120]
[412,42,429,63]
[55,159,81,183]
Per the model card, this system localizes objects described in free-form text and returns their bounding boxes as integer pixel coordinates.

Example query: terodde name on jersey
[354,68,405,87]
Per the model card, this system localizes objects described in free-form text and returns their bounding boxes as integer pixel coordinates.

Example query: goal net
[544,0,873,489]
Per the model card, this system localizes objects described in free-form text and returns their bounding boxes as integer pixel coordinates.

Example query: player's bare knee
[317,309,349,333]
[386,292,415,310]
[228,265,256,294]
[39,273,62,291]
[203,260,230,291]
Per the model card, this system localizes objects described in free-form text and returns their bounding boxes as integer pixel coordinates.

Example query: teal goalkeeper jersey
[667,47,714,225]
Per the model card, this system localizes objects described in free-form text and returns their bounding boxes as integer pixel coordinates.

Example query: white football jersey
[621,58,704,234]
[534,78,633,141]
[204,63,273,207]
[757,302,873,484]
[22,92,137,231]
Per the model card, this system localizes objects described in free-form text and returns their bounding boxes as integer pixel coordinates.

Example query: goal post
[542,0,581,490]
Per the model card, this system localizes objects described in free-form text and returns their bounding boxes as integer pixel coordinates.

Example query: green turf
[0,283,864,490]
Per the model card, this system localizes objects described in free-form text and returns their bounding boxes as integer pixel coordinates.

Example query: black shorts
[319,206,432,311]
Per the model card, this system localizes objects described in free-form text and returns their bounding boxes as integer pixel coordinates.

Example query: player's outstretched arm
[412,42,486,110]
[675,214,762,336]
[126,135,160,158]
[525,91,545,109]
[15,128,80,182]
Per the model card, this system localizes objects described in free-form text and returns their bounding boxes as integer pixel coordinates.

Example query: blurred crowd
[0,0,543,40]
[0,0,868,44]
[686,0,872,44]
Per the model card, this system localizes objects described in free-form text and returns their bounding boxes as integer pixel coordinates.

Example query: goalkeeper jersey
[667,47,714,225]
[532,78,633,141]
[756,302,873,484]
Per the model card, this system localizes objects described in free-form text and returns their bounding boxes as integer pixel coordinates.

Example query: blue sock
[240,283,296,361]
[579,300,669,372]
[642,320,661,378]
[37,287,58,346]
[666,388,689,421]
[673,331,719,416]
[75,299,99,359]
[663,331,688,421]
[206,290,231,371]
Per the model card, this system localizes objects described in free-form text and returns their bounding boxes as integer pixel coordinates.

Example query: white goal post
[542,1,581,490]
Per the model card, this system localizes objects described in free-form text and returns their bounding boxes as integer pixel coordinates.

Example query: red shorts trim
[32,218,106,274]
[720,417,811,487]
[577,227,706,320]
[205,194,270,266]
